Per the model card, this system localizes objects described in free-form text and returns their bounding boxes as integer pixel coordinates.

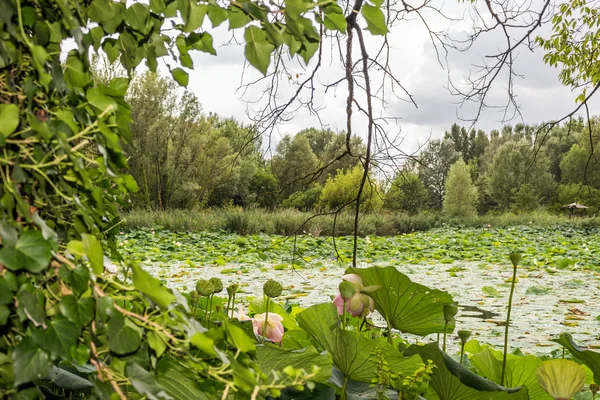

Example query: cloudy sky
[178,0,598,156]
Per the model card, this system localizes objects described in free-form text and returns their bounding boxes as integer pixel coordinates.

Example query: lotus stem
[443,321,448,352]
[501,261,519,386]
[262,296,270,344]
[192,297,200,318]
[208,295,213,322]
[342,300,347,330]
[460,343,465,365]
[387,318,393,345]
[230,292,236,319]
[341,377,349,400]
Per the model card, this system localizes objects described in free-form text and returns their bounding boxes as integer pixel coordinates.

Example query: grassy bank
[121,208,600,235]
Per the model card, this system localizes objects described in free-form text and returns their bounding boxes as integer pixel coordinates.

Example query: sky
[177,0,599,156]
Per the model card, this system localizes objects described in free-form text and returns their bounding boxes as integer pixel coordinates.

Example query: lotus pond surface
[119,226,600,352]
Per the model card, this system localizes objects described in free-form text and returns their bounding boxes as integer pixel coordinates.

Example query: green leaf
[124,3,150,34]
[190,332,217,356]
[244,26,274,75]
[184,1,207,32]
[147,331,167,357]
[0,277,14,305]
[171,68,189,87]
[482,286,503,298]
[406,343,529,400]
[208,4,228,27]
[86,87,117,114]
[17,288,46,327]
[48,366,93,390]
[350,266,455,336]
[0,230,51,273]
[32,315,79,359]
[13,338,53,386]
[0,305,10,326]
[470,348,550,399]
[228,6,250,29]
[132,263,175,309]
[296,303,421,387]
[82,233,104,275]
[108,310,142,355]
[525,286,551,295]
[126,362,171,399]
[0,104,19,139]
[59,295,95,328]
[256,344,332,383]
[361,4,388,35]
[156,355,215,400]
[223,319,256,353]
[553,333,600,382]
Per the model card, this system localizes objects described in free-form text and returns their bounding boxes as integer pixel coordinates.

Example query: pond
[119,226,600,354]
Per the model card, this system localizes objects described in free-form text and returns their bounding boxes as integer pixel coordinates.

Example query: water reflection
[460,305,499,320]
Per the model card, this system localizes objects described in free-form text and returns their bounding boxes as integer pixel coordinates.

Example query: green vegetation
[123,208,600,235]
[2,0,600,397]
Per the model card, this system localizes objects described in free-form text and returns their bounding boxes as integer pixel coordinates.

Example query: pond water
[145,258,600,353]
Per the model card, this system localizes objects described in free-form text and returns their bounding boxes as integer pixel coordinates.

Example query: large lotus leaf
[349,266,455,336]
[296,303,422,388]
[553,333,600,382]
[155,355,216,400]
[470,348,550,399]
[405,343,529,400]
[256,344,332,383]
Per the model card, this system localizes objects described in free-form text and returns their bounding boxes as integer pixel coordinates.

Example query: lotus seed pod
[196,280,215,297]
[443,304,459,322]
[209,277,223,293]
[458,330,471,344]
[263,279,283,298]
[509,252,522,267]
[590,383,598,394]
[227,283,239,297]
[190,290,199,300]
[339,281,357,300]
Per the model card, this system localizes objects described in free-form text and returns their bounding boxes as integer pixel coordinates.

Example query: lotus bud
[209,277,223,293]
[190,290,199,300]
[196,280,214,297]
[443,303,458,322]
[263,279,283,298]
[458,330,471,345]
[227,283,239,297]
[590,383,598,395]
[537,359,586,400]
[339,281,357,300]
[509,252,522,267]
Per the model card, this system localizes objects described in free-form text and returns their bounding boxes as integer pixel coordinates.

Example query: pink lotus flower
[252,313,284,343]
[332,274,378,317]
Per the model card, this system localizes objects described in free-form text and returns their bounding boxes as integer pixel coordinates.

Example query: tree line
[124,71,600,216]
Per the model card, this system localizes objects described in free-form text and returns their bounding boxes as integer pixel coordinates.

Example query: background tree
[486,140,556,209]
[416,139,460,209]
[384,171,429,215]
[320,166,382,211]
[443,159,478,217]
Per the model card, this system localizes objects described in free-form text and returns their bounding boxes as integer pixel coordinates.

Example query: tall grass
[121,208,600,235]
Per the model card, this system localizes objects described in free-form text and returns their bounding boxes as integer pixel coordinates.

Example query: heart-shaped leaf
[349,266,456,336]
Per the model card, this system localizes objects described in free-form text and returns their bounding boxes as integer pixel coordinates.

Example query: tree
[559,120,600,189]
[416,139,460,209]
[272,135,320,197]
[486,140,556,209]
[248,169,279,209]
[443,159,478,217]
[384,171,429,215]
[320,166,382,211]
